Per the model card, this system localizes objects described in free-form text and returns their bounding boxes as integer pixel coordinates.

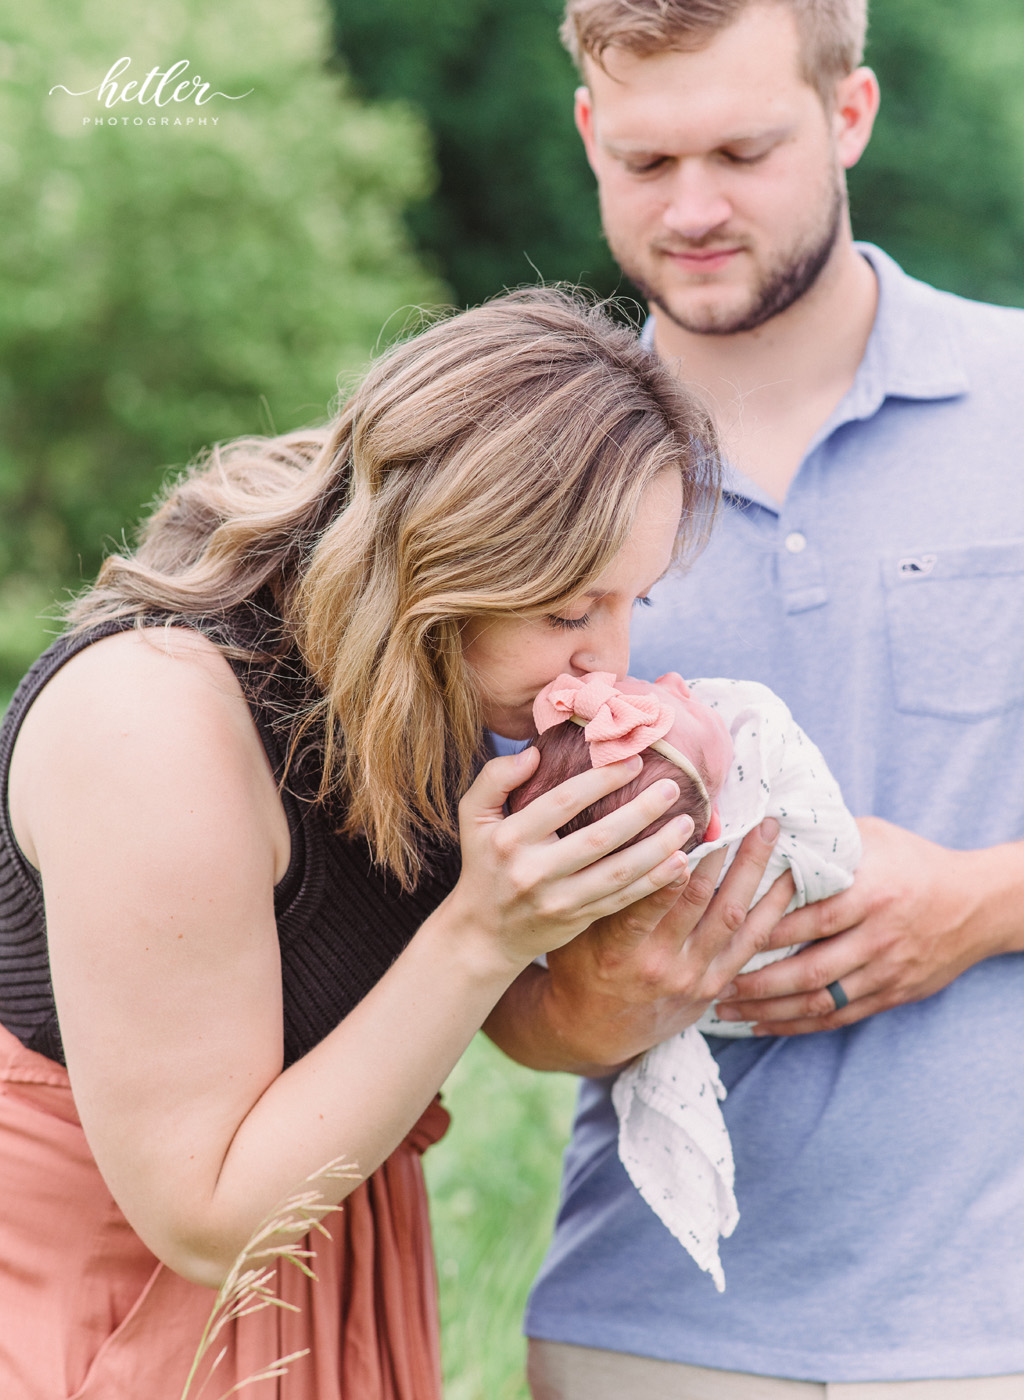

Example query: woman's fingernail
[760,817,780,843]
[658,778,680,801]
[719,982,737,999]
[716,1006,741,1021]
[625,754,644,774]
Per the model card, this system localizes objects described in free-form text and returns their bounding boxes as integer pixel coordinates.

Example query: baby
[510,670,861,1291]
[507,670,733,850]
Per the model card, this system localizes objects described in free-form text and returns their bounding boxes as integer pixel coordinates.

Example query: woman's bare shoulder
[9,624,289,878]
[39,623,244,703]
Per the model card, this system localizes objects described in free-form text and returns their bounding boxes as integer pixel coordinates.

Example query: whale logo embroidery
[897,554,937,577]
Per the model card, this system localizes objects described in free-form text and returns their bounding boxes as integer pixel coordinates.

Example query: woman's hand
[485,820,795,1073]
[447,747,697,974]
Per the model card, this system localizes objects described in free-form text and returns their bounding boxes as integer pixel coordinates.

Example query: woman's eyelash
[548,596,651,629]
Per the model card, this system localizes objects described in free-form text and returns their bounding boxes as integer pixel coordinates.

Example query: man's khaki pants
[527,1340,1024,1400]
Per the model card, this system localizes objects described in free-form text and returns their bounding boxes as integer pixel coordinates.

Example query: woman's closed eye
[547,594,651,632]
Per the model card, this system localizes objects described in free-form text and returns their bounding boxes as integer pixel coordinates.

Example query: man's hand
[486,820,796,1073]
[714,816,1024,1035]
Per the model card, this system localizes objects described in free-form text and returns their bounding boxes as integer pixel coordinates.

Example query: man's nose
[661,160,732,241]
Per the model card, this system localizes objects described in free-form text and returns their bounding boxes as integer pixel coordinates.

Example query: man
[486,2,1024,1396]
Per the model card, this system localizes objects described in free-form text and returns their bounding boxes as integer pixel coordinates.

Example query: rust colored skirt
[0,1024,449,1399]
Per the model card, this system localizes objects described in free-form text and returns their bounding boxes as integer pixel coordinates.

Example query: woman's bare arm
[9,629,695,1287]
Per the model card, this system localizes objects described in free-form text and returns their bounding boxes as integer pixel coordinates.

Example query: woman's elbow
[144,1218,246,1291]
[145,1175,362,1291]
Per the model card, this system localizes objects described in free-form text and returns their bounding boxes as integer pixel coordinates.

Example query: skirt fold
[0,1025,447,1400]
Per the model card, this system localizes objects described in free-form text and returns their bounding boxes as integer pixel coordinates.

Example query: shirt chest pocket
[881,540,1024,720]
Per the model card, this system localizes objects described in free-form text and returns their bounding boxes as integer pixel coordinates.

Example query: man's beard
[620,180,845,337]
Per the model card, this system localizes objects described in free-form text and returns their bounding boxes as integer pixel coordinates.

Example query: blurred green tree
[0,0,445,688]
[330,0,621,308]
[330,0,1024,310]
[850,0,1024,306]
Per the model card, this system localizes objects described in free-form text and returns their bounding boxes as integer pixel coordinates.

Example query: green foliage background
[425,1037,579,1400]
[5,0,1024,694]
[0,0,445,691]
[331,0,1024,310]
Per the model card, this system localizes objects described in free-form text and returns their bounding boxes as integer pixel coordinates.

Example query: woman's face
[462,470,684,739]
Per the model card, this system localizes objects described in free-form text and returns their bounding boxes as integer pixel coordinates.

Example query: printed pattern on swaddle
[612,678,861,1291]
[688,677,862,1035]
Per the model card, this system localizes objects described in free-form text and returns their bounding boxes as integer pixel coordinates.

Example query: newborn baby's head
[507,672,733,853]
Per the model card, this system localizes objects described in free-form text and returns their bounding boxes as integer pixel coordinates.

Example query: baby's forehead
[623,672,733,794]
[618,671,690,703]
[618,673,694,725]
[617,673,660,697]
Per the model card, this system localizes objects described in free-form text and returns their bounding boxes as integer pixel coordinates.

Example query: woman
[0,288,738,1398]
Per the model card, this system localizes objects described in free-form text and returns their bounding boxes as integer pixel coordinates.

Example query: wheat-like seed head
[180,1157,359,1400]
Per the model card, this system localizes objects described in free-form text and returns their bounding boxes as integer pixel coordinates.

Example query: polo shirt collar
[644,243,970,509]
[722,244,970,509]
[832,242,969,424]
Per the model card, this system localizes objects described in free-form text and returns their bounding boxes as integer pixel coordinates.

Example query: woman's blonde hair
[71,288,720,886]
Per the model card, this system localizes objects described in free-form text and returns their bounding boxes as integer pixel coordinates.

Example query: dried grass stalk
[180,1157,359,1400]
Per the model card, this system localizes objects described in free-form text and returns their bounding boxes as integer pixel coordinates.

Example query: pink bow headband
[532,672,711,817]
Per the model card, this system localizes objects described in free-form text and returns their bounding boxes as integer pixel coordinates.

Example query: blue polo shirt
[524,247,1024,1381]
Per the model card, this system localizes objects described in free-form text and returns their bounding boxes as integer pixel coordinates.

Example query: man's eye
[722,148,770,165]
[624,157,667,176]
[547,613,590,631]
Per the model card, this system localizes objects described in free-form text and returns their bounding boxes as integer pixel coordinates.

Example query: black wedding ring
[825,979,849,1010]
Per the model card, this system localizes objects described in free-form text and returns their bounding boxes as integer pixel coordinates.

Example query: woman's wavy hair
[70,288,720,887]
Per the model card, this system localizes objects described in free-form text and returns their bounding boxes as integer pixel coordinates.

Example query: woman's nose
[572,621,630,681]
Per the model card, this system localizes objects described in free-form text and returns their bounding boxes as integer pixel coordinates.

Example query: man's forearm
[963,840,1024,958]
[483,964,620,1077]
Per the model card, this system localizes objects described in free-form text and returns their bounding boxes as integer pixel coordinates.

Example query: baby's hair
[507,721,710,852]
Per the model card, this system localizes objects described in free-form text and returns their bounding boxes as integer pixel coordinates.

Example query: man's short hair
[561,0,868,102]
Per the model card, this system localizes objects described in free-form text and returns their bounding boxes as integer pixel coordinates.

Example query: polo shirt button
[784,531,807,554]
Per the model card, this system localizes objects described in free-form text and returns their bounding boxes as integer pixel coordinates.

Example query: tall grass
[180,1158,357,1400]
[425,1034,579,1400]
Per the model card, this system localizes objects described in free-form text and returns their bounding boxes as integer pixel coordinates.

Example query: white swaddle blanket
[611,678,861,1291]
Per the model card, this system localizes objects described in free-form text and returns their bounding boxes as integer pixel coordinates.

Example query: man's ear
[574,84,600,173]
[832,66,880,171]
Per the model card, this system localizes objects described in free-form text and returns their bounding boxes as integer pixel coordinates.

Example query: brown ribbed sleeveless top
[0,609,461,1068]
